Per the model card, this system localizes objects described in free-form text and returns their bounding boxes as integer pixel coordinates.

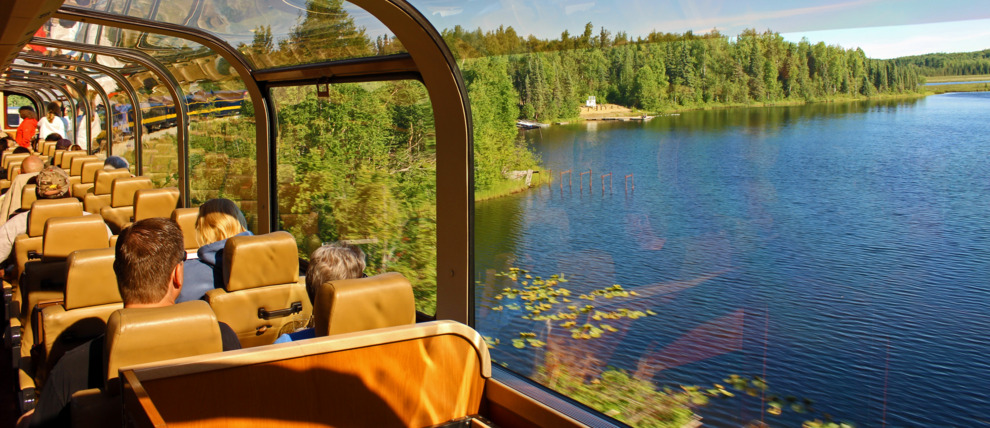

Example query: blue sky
[399,0,990,58]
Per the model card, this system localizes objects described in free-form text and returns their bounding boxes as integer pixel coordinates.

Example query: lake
[474,92,990,427]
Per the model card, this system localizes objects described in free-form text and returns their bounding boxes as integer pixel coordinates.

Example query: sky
[400,0,990,58]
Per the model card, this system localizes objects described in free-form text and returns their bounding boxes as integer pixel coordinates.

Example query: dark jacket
[177,231,253,303]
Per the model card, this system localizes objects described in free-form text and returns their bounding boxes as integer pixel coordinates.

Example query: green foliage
[549,367,698,428]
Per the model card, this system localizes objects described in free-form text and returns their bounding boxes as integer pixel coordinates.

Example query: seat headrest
[28,199,84,237]
[223,231,298,292]
[7,161,21,180]
[42,215,110,261]
[64,248,121,310]
[2,153,28,170]
[59,150,87,169]
[170,207,199,250]
[79,160,104,184]
[313,272,415,337]
[110,177,153,208]
[21,184,37,211]
[104,301,223,388]
[93,169,131,195]
[69,156,100,176]
[132,188,180,222]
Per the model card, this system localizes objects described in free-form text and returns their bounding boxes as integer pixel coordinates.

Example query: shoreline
[478,89,975,202]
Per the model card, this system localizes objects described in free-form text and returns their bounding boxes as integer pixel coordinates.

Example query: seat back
[92,169,131,196]
[101,177,153,233]
[42,215,111,262]
[79,160,104,184]
[28,199,84,237]
[59,150,87,169]
[68,156,100,176]
[21,184,37,210]
[170,207,199,250]
[120,321,490,428]
[132,188,180,222]
[314,272,415,337]
[7,161,21,180]
[84,169,131,214]
[36,248,122,385]
[110,176,153,208]
[2,153,29,171]
[105,301,223,390]
[204,231,311,348]
[40,141,56,157]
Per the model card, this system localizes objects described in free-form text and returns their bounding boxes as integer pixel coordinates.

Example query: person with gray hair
[0,155,45,224]
[103,156,129,170]
[273,242,366,344]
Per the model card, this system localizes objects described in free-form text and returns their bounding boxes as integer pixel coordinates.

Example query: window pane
[273,81,437,314]
[453,4,990,428]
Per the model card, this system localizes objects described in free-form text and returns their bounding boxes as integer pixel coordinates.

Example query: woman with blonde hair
[177,198,251,303]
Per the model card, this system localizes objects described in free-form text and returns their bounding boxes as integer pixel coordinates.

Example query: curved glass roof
[63,0,405,69]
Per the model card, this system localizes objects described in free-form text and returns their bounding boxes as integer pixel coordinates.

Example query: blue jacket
[177,231,253,303]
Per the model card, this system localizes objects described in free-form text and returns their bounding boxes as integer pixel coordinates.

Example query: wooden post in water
[560,170,572,193]
[625,174,634,193]
[579,169,592,193]
[601,172,612,195]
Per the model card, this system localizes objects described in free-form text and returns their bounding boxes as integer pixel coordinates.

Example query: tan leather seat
[1,160,22,192]
[13,199,85,286]
[205,232,311,348]
[40,142,56,158]
[100,176,153,234]
[19,215,111,359]
[132,187,180,222]
[34,248,122,387]
[83,169,131,214]
[170,207,199,251]
[58,150,87,169]
[66,156,100,188]
[71,160,105,199]
[71,301,224,427]
[20,184,37,211]
[314,272,415,337]
[51,149,65,167]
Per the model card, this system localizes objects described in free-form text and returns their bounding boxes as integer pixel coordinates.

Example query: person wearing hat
[0,166,108,264]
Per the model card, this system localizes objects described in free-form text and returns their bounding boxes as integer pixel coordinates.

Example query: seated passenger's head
[12,146,30,154]
[20,155,44,175]
[18,106,36,120]
[54,138,71,150]
[103,156,129,170]
[195,198,247,246]
[35,166,70,199]
[46,134,63,143]
[305,243,366,304]
[68,144,83,151]
[114,218,186,307]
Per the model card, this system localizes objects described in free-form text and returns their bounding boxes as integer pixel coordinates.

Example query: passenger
[12,147,30,155]
[37,103,66,147]
[74,104,101,151]
[273,242,366,344]
[0,155,45,225]
[14,106,38,149]
[53,137,71,151]
[68,144,83,151]
[176,198,252,303]
[0,167,108,265]
[28,218,242,428]
[103,155,129,170]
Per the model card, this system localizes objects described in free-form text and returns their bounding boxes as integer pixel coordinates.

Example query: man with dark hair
[28,218,240,427]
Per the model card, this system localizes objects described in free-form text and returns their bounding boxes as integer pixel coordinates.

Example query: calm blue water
[475,93,990,427]
[925,80,990,86]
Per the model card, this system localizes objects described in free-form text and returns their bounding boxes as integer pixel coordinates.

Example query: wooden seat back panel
[123,321,489,428]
